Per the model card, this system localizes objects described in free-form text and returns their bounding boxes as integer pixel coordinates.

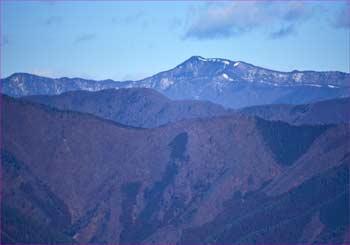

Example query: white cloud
[184,2,316,39]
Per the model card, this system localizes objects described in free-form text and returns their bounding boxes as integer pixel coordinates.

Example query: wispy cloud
[75,33,96,43]
[45,16,62,25]
[169,17,183,31]
[270,25,296,39]
[330,6,350,29]
[112,11,144,24]
[184,2,316,40]
[112,11,152,30]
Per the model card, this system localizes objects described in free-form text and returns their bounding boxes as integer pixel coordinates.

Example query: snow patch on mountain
[292,73,304,82]
[207,58,230,66]
[305,84,322,88]
[197,57,207,62]
[327,85,338,88]
[160,78,174,90]
[222,73,233,81]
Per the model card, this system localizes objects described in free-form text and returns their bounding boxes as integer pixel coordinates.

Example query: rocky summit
[2,56,350,108]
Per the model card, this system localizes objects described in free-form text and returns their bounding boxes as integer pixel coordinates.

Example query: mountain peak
[9,72,37,78]
[180,56,236,68]
[185,55,208,63]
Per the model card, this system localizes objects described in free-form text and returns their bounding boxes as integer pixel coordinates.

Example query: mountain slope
[23,89,350,127]
[2,96,349,244]
[128,56,350,108]
[2,56,349,108]
[2,150,75,244]
[1,72,125,97]
[239,97,350,125]
[22,88,230,128]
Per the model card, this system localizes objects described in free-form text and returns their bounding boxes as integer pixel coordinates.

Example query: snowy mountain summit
[2,56,349,108]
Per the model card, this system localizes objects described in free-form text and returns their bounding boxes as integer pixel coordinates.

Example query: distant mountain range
[22,88,350,127]
[2,95,349,244]
[2,56,350,108]
[22,88,230,128]
[2,55,350,244]
[239,97,350,125]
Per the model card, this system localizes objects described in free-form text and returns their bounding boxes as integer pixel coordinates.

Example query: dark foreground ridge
[2,95,349,244]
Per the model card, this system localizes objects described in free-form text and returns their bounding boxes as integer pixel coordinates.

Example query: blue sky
[1,1,349,80]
